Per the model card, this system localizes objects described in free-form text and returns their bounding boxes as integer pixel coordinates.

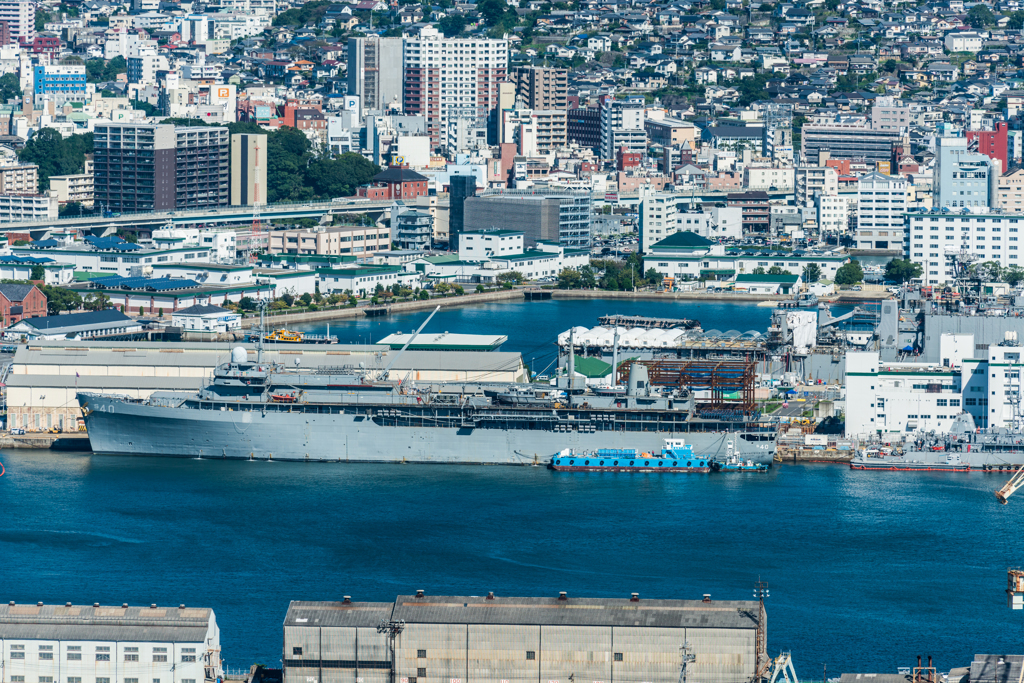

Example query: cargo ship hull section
[80,394,771,464]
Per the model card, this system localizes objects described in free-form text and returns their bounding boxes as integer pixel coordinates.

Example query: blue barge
[549,439,713,472]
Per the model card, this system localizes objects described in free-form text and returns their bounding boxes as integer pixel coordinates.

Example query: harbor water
[288,299,778,372]
[2,450,1023,675]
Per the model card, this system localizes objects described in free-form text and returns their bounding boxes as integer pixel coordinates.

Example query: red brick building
[0,284,46,327]
[357,164,429,200]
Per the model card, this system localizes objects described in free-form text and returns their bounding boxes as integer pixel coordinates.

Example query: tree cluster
[274,0,332,26]
[884,258,923,283]
[40,285,83,315]
[236,123,379,202]
[557,266,597,289]
[19,129,94,191]
[835,260,864,286]
[85,56,127,83]
[0,73,20,104]
[590,255,661,290]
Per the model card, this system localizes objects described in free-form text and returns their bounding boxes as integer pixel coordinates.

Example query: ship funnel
[231,347,248,364]
[627,363,649,397]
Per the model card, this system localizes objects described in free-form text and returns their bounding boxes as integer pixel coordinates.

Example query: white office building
[934,136,999,210]
[854,172,908,252]
[847,338,1024,435]
[0,602,223,683]
[908,211,1024,285]
[845,349,965,438]
[815,194,849,235]
[639,192,705,252]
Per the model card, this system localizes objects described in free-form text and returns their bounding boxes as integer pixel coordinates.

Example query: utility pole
[753,579,770,683]
[679,642,697,683]
[377,618,405,683]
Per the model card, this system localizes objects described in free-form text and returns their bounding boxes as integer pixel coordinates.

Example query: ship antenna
[256,298,269,364]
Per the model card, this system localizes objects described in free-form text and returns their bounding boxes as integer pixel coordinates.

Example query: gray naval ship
[78,310,775,465]
[854,413,1024,471]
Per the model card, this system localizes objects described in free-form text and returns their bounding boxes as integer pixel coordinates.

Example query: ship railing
[314,365,360,375]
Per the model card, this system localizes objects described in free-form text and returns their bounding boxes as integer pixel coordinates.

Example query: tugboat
[711,441,771,472]
[549,438,713,472]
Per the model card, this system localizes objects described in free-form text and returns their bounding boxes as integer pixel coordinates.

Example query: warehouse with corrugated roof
[0,602,222,683]
[282,592,762,683]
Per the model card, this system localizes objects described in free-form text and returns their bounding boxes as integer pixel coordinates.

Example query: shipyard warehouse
[282,592,762,683]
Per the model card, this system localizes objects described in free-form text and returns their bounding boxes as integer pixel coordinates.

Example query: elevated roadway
[3,199,395,238]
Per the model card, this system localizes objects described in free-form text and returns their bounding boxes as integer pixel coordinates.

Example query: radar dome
[231,347,248,364]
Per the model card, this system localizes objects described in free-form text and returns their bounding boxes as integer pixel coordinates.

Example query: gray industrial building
[463,191,591,249]
[282,592,762,683]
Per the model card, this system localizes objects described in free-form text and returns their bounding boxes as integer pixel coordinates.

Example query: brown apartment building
[511,66,568,110]
[727,191,771,238]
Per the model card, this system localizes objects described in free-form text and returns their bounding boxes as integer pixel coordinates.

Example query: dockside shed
[282,593,762,683]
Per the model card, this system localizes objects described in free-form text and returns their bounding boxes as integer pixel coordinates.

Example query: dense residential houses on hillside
[0,0,1019,303]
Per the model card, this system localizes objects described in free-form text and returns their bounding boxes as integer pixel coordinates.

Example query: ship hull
[550,465,712,473]
[80,394,773,465]
[897,448,1024,471]
[850,462,971,472]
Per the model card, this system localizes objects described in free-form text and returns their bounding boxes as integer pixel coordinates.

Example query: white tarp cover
[788,310,817,352]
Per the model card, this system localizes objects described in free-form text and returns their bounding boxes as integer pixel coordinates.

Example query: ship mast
[256,299,268,364]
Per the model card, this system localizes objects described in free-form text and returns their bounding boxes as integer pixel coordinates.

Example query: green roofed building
[377,331,507,352]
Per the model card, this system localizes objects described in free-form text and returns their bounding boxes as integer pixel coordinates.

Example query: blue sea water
[2,451,1024,676]
[2,300,1012,676]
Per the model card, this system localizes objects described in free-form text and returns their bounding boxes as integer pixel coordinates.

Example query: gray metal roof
[839,675,913,683]
[286,595,759,630]
[17,310,133,331]
[174,304,234,315]
[970,655,1024,683]
[13,343,525,374]
[0,284,37,302]
[284,601,395,628]
[0,603,212,643]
